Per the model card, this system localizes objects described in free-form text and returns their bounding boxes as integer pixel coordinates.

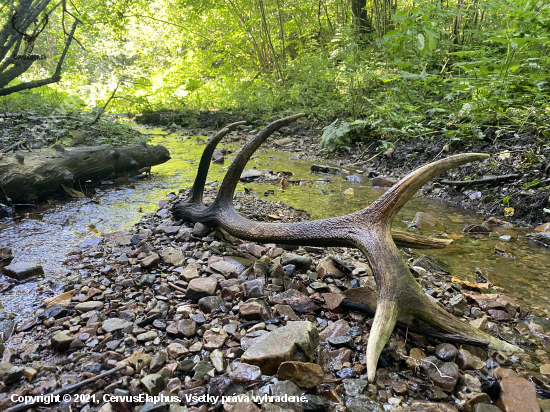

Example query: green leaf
[523,180,541,189]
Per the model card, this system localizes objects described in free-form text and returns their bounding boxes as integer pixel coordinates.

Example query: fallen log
[0,143,170,202]
[439,174,520,187]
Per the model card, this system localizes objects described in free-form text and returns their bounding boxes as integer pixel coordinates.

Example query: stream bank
[135,110,550,226]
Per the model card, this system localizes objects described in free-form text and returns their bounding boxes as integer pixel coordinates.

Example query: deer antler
[173,114,521,382]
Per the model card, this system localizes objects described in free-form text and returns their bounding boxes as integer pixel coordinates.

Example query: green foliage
[523,180,542,189]
[2,0,550,151]
[319,119,369,153]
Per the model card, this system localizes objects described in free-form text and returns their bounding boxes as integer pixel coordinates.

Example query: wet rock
[203,328,228,349]
[435,343,458,361]
[141,373,165,396]
[240,169,263,180]
[346,396,383,412]
[494,242,513,257]
[527,232,550,247]
[150,352,166,373]
[192,222,210,237]
[181,262,200,281]
[421,356,459,392]
[241,321,319,375]
[141,253,161,268]
[344,286,378,309]
[343,379,368,396]
[0,363,23,383]
[22,367,37,382]
[123,353,151,372]
[270,380,305,412]
[316,258,346,279]
[198,295,225,313]
[224,399,259,412]
[245,243,266,259]
[327,335,352,348]
[227,362,262,383]
[186,277,218,301]
[303,394,329,412]
[469,317,489,332]
[319,319,350,342]
[3,262,44,280]
[51,333,74,351]
[167,343,189,359]
[0,247,13,262]
[193,360,214,380]
[161,247,185,267]
[210,349,224,372]
[280,253,312,272]
[540,364,550,374]
[310,164,340,174]
[243,279,264,299]
[412,256,449,275]
[409,212,446,231]
[269,289,318,313]
[210,261,239,278]
[274,305,298,321]
[449,294,468,313]
[497,376,540,412]
[371,176,395,187]
[488,309,511,322]
[240,300,269,320]
[321,293,345,313]
[410,401,458,412]
[166,319,196,338]
[38,304,68,320]
[277,361,324,389]
[456,349,485,370]
[137,331,158,342]
[473,405,502,412]
[102,318,133,333]
[463,224,491,234]
[241,330,270,350]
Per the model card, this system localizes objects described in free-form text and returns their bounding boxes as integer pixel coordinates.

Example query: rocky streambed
[1,188,549,412]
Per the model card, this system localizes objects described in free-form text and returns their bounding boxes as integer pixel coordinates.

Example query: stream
[1,130,549,322]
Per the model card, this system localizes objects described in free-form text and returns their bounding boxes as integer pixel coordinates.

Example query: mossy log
[0,144,170,202]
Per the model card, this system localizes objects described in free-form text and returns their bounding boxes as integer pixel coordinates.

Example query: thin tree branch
[0,19,78,96]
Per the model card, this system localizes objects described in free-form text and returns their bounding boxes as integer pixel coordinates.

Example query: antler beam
[172,114,521,382]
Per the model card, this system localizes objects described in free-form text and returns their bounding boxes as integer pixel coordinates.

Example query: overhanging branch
[0,18,78,97]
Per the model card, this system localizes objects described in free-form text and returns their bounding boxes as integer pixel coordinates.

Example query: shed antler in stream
[172,113,521,382]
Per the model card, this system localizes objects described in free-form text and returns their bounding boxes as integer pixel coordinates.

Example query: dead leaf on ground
[267,210,286,220]
[62,184,86,198]
[44,290,75,308]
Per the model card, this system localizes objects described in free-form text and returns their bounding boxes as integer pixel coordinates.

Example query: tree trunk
[0,144,171,202]
[351,0,372,32]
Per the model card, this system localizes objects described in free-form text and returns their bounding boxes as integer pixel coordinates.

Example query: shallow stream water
[1,130,549,321]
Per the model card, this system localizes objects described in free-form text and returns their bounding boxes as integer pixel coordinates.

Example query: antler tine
[364,153,489,224]
[361,227,521,382]
[189,121,247,204]
[212,113,306,209]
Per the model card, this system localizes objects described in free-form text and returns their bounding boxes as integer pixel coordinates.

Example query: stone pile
[1,189,549,412]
